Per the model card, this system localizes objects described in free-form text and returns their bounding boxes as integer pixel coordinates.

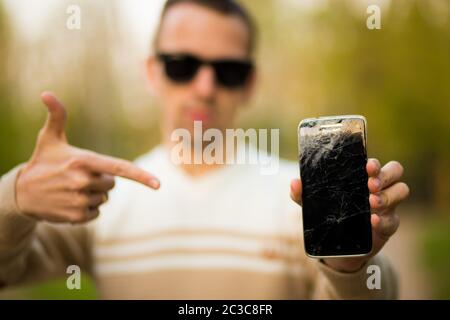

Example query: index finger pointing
[81,152,160,189]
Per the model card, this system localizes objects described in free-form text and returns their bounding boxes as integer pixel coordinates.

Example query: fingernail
[373,178,381,190]
[150,179,160,189]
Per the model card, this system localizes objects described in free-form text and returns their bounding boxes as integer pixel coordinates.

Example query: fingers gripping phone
[298,115,372,258]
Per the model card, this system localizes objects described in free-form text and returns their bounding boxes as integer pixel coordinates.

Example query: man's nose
[192,65,217,99]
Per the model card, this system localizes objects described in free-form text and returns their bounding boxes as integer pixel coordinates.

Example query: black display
[298,117,372,257]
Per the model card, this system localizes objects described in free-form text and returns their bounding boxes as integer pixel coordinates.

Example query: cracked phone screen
[298,117,372,257]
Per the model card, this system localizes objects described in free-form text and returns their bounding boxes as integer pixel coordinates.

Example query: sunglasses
[156,52,254,89]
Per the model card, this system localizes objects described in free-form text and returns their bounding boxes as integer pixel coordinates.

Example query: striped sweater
[0,145,398,299]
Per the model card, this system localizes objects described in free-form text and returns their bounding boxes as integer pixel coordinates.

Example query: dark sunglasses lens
[162,55,200,83]
[214,61,253,88]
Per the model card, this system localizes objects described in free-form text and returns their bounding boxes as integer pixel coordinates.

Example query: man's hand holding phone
[290,158,410,272]
[15,92,160,224]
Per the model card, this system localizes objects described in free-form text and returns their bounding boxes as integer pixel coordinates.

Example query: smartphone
[297,115,372,258]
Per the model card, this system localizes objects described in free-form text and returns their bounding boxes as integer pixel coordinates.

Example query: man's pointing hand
[15,92,160,224]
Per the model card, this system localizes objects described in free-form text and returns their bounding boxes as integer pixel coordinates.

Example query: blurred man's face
[147,3,255,140]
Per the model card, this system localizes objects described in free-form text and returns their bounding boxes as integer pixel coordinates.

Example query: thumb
[40,91,67,141]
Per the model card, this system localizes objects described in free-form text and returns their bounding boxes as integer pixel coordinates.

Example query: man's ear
[146,55,158,96]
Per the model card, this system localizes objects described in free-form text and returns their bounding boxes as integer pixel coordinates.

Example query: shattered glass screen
[298,117,372,257]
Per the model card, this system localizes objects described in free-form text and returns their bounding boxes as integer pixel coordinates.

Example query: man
[0,0,409,299]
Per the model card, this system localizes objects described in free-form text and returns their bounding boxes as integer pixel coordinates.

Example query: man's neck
[163,128,244,177]
[179,162,225,177]
[163,140,229,178]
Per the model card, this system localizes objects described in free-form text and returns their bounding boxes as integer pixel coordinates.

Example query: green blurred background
[0,0,449,299]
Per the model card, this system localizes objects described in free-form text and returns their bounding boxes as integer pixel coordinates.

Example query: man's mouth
[186,108,213,122]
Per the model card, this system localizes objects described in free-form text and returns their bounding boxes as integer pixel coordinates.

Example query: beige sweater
[0,145,398,299]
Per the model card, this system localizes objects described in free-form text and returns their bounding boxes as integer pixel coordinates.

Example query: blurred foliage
[27,276,97,299]
[0,0,161,175]
[422,217,450,299]
[0,275,97,299]
[240,0,450,210]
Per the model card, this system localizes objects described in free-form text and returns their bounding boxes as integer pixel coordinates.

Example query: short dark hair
[153,0,257,55]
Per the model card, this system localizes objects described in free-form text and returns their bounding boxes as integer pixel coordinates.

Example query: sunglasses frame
[156,52,254,89]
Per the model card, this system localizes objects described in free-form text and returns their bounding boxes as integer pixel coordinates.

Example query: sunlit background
[0,0,449,299]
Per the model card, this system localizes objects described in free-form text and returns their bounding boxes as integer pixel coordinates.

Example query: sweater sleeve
[308,253,398,299]
[0,165,93,288]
